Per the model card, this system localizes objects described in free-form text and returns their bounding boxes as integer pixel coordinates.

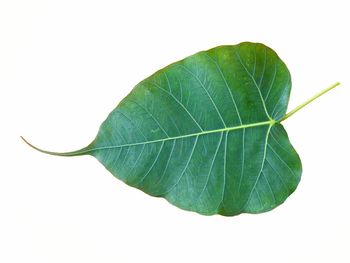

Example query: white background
[1,0,350,262]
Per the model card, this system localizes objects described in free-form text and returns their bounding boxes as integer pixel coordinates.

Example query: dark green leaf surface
[26,42,303,216]
[86,42,302,216]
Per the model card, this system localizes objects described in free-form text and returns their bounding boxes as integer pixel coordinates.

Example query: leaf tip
[21,136,38,151]
[21,136,87,157]
[21,136,53,155]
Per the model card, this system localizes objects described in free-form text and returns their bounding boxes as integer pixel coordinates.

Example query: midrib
[86,120,275,154]
[21,120,275,157]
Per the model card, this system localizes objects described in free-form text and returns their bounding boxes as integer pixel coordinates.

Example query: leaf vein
[116,109,148,140]
[242,125,272,212]
[267,143,297,178]
[179,64,228,127]
[162,136,199,196]
[71,121,273,155]
[126,144,146,181]
[264,61,277,101]
[153,140,176,190]
[151,82,204,132]
[192,132,223,208]
[262,171,277,204]
[128,100,170,137]
[203,53,243,124]
[271,72,291,118]
[135,141,165,186]
[235,48,272,120]
[237,128,246,192]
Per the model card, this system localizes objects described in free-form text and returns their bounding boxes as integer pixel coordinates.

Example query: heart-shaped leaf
[23,42,340,216]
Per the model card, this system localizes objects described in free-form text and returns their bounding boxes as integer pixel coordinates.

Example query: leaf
[22,42,340,216]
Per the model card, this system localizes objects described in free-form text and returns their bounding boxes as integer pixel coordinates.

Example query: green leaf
[22,42,340,216]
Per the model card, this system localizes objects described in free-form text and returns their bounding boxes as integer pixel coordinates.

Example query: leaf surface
[27,42,303,216]
[83,42,302,216]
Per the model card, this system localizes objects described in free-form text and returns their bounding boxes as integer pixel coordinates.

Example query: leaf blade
[23,42,301,216]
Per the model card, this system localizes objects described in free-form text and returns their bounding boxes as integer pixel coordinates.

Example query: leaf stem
[279,82,340,122]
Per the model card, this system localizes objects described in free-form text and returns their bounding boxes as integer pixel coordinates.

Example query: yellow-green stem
[279,82,340,122]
